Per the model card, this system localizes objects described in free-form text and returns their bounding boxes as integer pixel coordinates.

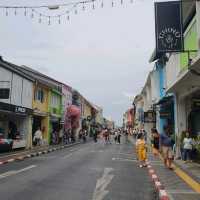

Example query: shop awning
[155,95,173,105]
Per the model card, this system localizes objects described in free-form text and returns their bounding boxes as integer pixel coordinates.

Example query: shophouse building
[15,65,62,145]
[0,59,34,150]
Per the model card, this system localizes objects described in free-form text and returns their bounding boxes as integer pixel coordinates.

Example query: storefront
[49,115,61,145]
[0,102,33,152]
[32,110,49,146]
[156,95,175,135]
[188,97,200,136]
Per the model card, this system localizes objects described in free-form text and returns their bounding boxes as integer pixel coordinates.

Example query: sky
[0,0,157,125]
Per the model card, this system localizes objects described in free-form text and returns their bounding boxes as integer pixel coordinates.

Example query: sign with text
[155,1,184,53]
[144,111,156,123]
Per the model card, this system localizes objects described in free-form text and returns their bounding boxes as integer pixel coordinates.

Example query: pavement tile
[129,136,200,200]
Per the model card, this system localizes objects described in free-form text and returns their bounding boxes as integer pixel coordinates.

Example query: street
[0,138,155,200]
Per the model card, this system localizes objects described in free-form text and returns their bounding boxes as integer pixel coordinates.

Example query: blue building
[150,53,175,136]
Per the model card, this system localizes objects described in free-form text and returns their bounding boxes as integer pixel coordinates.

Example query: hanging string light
[48,16,51,25]
[38,14,42,23]
[24,8,27,16]
[5,7,8,16]
[82,3,86,11]
[14,8,17,15]
[31,9,34,18]
[101,1,104,8]
[0,0,134,25]
[92,0,95,10]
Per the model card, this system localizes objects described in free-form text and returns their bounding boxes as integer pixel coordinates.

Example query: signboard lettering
[155,1,184,53]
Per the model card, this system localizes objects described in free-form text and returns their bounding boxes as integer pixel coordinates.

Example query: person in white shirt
[33,127,43,146]
[183,132,193,163]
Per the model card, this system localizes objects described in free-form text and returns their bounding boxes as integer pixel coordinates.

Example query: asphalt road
[0,137,156,200]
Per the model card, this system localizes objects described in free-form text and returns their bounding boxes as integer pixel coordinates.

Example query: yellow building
[83,100,92,120]
[32,83,50,145]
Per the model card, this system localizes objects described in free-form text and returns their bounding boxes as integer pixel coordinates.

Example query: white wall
[22,79,33,109]
[166,54,180,91]
[0,66,33,109]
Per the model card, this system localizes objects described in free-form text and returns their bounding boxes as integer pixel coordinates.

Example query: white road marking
[0,165,37,180]
[118,153,136,156]
[62,153,73,159]
[112,157,137,162]
[92,168,114,200]
[90,150,104,153]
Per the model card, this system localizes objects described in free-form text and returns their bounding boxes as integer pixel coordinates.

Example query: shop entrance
[32,116,42,138]
[188,110,200,136]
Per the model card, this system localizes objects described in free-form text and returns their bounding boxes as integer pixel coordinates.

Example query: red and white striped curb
[0,143,80,166]
[147,163,170,200]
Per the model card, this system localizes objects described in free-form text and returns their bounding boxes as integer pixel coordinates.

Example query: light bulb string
[1,0,97,19]
[0,0,96,9]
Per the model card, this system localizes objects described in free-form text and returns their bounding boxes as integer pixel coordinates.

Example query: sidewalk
[128,136,200,200]
[0,142,81,165]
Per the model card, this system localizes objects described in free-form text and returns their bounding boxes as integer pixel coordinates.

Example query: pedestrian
[125,129,129,143]
[33,127,42,146]
[182,132,193,163]
[142,129,147,141]
[59,128,63,144]
[114,130,118,144]
[117,130,121,144]
[160,126,174,170]
[136,133,147,168]
[93,127,98,143]
[151,128,159,157]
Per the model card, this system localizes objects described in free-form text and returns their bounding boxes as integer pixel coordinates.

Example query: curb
[147,163,170,200]
[0,142,81,166]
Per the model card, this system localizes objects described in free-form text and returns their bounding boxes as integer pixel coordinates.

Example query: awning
[155,95,174,105]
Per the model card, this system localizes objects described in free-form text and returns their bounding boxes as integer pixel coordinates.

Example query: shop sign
[15,106,26,113]
[155,1,184,53]
[144,111,156,123]
[160,112,171,118]
[0,102,32,115]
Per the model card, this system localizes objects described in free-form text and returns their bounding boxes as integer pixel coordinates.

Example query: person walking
[125,129,129,143]
[33,127,42,146]
[114,130,118,144]
[152,128,159,157]
[117,129,121,144]
[160,126,174,170]
[182,132,193,163]
[136,133,147,168]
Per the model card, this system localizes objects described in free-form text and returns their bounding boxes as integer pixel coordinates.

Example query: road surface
[0,137,156,200]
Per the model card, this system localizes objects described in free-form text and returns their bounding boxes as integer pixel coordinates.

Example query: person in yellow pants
[136,133,147,168]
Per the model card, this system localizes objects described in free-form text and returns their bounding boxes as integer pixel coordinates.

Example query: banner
[155,1,184,53]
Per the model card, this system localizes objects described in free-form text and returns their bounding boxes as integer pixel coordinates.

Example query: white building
[0,59,34,150]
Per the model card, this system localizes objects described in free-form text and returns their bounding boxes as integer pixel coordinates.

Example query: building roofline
[0,59,34,82]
